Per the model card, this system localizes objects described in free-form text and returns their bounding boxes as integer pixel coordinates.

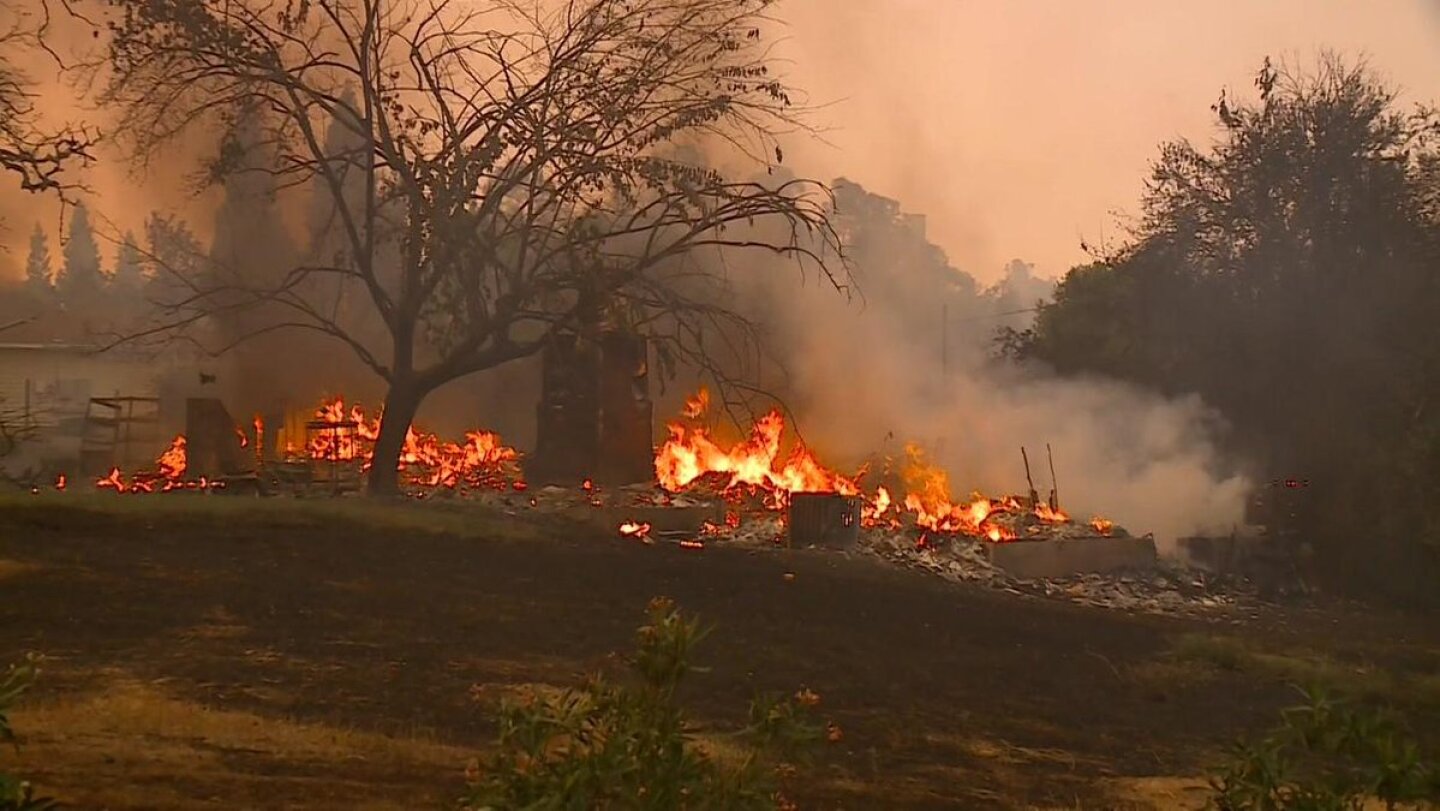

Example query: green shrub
[1,656,57,811]
[461,597,833,810]
[1209,687,1439,810]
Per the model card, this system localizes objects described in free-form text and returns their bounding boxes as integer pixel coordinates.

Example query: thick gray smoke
[724,180,1251,549]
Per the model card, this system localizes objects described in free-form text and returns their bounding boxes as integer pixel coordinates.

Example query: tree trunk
[367,381,423,496]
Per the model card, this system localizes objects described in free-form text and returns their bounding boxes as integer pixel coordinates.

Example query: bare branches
[0,3,96,198]
[96,0,846,491]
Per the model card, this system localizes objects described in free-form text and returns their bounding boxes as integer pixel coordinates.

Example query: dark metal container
[788,492,861,548]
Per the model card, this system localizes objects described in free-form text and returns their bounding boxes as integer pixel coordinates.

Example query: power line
[948,307,1042,324]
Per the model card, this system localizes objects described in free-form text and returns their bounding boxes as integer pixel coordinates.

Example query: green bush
[461,597,833,810]
[1209,687,1439,810]
[1,656,57,811]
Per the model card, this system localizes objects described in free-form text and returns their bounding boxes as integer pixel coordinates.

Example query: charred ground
[2,497,1437,810]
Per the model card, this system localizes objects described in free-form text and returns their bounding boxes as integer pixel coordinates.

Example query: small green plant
[1,656,58,811]
[461,597,834,810]
[1209,686,1439,810]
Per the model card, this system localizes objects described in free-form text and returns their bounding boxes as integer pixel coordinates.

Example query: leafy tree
[97,0,844,494]
[1010,54,1440,599]
[143,212,205,301]
[22,225,51,300]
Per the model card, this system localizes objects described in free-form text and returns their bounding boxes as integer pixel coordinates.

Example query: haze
[5,0,1440,282]
[778,0,1440,280]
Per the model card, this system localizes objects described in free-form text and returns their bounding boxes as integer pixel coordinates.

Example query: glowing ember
[1090,517,1115,536]
[54,473,66,491]
[619,521,652,539]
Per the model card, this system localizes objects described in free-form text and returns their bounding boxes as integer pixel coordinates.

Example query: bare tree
[94,0,845,494]
[0,2,93,196]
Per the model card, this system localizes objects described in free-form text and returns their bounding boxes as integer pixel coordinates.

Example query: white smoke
[718,189,1252,551]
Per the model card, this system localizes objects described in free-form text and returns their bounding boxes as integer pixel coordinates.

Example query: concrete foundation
[984,535,1158,579]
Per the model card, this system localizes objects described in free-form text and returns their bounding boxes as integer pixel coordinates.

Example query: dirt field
[2,494,1438,810]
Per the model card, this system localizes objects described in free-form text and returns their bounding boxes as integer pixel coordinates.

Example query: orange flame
[156,435,187,480]
[654,388,860,510]
[1034,503,1069,523]
[681,388,710,419]
[1089,517,1114,536]
[303,396,519,489]
[653,389,1103,544]
[54,473,66,491]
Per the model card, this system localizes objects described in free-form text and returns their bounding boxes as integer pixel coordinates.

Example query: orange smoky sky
[3,0,1440,282]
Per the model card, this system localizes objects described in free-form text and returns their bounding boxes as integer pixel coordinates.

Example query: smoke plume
[722,182,1251,549]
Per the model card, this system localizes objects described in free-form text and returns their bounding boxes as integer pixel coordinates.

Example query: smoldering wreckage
[21,328,1308,619]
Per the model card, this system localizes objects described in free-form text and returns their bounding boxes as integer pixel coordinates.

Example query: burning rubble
[66,387,1281,618]
[647,386,1122,546]
[296,397,521,490]
[85,396,524,496]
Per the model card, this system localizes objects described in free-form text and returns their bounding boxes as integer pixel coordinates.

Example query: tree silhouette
[1011,54,1440,599]
[56,202,103,308]
[98,0,845,494]
[23,223,52,300]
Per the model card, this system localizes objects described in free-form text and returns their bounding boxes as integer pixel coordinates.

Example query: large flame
[302,396,519,489]
[653,387,1112,543]
[654,388,859,510]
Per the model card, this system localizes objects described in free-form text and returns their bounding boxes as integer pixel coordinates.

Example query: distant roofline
[0,342,99,352]
[0,342,164,356]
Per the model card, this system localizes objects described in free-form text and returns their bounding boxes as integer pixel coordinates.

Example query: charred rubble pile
[65,329,1287,619]
[450,476,1271,619]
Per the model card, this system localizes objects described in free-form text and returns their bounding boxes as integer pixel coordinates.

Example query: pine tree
[112,231,145,292]
[306,89,372,326]
[210,105,295,288]
[56,203,103,305]
[144,212,204,307]
[23,224,53,298]
[308,87,367,264]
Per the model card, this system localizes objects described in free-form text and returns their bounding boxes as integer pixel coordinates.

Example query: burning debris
[96,434,223,493]
[62,385,1283,618]
[300,396,522,490]
[649,387,1120,546]
[89,396,524,495]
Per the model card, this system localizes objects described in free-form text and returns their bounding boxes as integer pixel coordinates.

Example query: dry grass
[9,678,474,810]
[0,490,551,544]
[0,558,39,581]
[1100,776,1212,810]
[1159,633,1440,711]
